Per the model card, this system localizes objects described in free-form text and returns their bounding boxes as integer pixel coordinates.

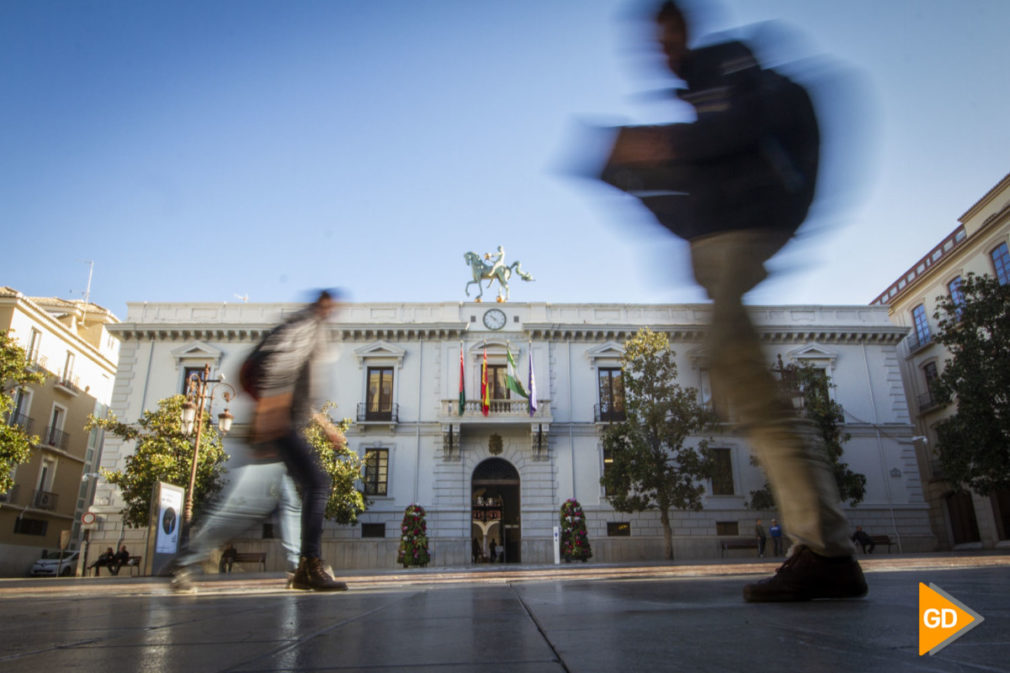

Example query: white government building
[88,300,935,569]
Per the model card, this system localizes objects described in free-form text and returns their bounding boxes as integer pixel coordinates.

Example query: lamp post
[180,364,235,533]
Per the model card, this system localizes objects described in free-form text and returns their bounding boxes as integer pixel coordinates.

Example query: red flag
[458,343,465,415]
[481,346,489,416]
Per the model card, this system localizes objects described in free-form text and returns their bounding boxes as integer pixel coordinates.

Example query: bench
[122,555,142,576]
[92,555,142,577]
[868,535,896,553]
[227,552,266,572]
[720,538,759,558]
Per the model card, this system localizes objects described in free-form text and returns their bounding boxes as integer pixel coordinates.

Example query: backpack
[238,323,283,400]
[599,41,820,240]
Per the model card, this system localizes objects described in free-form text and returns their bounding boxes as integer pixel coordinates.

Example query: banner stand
[145,482,185,576]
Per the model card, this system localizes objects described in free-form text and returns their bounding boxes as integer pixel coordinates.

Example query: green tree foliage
[0,331,47,494]
[932,272,1010,495]
[304,404,366,524]
[747,362,867,509]
[600,328,718,560]
[87,395,228,528]
[397,503,430,567]
[560,498,592,562]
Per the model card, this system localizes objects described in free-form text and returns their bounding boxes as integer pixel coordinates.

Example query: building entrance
[471,458,520,564]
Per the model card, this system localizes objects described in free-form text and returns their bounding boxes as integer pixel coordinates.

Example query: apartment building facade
[872,173,1010,549]
[0,288,119,575]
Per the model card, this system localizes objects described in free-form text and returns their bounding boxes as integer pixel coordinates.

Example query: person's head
[756,519,762,524]
[771,519,777,525]
[856,525,863,531]
[312,288,345,319]
[106,547,113,553]
[655,1,689,77]
[119,545,127,551]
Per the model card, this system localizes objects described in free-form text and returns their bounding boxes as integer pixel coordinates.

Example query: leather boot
[291,556,348,592]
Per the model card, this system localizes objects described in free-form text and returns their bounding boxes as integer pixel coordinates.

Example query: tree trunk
[660,507,673,560]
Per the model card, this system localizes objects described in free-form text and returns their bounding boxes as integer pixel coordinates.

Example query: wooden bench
[720,538,759,558]
[229,552,266,572]
[122,555,142,576]
[92,555,142,577]
[868,535,895,553]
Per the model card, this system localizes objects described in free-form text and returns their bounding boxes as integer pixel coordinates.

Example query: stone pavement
[1,553,1008,672]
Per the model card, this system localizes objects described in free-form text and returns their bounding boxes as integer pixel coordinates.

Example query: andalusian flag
[458,342,465,415]
[528,343,538,417]
[505,344,529,399]
[481,346,489,416]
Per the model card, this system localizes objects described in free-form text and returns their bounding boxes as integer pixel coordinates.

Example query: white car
[29,550,80,577]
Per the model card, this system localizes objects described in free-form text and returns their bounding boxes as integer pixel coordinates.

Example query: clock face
[482,308,507,330]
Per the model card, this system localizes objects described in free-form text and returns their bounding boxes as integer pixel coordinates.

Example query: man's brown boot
[291,556,348,592]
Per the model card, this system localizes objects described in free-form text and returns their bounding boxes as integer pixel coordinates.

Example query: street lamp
[180,364,235,531]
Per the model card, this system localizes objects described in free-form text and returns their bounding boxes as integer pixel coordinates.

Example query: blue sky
[3,0,1009,317]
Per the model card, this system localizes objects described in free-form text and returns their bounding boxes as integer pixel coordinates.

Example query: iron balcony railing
[33,489,58,511]
[918,391,945,412]
[44,427,70,450]
[7,412,34,434]
[593,404,627,423]
[0,484,20,504]
[906,331,933,354]
[356,403,399,423]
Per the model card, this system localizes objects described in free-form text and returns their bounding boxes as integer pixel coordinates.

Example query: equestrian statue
[463,245,534,302]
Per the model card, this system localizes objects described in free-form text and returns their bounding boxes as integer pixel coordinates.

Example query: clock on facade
[482,308,507,330]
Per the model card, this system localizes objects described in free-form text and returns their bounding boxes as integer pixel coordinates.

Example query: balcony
[905,331,934,355]
[918,391,945,413]
[594,404,626,424]
[355,403,399,429]
[43,427,70,451]
[7,412,34,434]
[442,398,552,422]
[54,377,82,396]
[32,489,58,511]
[438,399,553,461]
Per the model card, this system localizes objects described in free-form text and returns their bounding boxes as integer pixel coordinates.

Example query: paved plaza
[0,553,1007,672]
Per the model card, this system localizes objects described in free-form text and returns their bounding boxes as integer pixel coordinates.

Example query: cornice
[108,320,905,346]
[109,322,470,343]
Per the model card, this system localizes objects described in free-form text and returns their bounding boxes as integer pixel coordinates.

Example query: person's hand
[608,126,676,166]
[252,393,292,442]
[313,412,346,449]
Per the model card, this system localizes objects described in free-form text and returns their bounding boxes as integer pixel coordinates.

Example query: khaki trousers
[690,228,855,557]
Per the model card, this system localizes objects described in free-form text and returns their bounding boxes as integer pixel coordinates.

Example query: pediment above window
[171,342,223,367]
[467,339,514,362]
[353,341,406,368]
[585,341,625,364]
[784,343,838,370]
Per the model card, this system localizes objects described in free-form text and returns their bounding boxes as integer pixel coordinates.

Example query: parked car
[29,550,80,577]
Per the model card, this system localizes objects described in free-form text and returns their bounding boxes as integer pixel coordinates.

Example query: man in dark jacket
[171,292,341,593]
[600,2,865,603]
[252,290,347,591]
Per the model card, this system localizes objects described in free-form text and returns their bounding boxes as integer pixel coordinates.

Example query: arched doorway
[472,458,520,564]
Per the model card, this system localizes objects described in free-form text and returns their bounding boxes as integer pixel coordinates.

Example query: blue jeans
[177,462,302,570]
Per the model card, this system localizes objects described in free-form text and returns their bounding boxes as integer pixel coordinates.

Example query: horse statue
[464,245,534,302]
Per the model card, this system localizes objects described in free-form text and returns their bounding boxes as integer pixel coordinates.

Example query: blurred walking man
[599,1,866,602]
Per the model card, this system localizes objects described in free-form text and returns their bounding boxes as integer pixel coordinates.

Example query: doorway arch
[472,458,520,564]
